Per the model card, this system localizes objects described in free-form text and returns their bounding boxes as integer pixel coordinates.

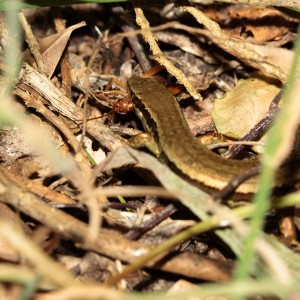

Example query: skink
[127,77,297,196]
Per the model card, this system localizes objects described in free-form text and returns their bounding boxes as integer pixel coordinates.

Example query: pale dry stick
[81,190,103,246]
[132,0,202,100]
[18,64,82,120]
[60,50,72,98]
[5,168,76,205]
[191,0,300,9]
[18,12,45,74]
[181,5,288,82]
[95,185,176,198]
[108,21,208,45]
[79,94,89,153]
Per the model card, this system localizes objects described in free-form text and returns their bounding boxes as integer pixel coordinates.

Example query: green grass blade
[234,25,300,284]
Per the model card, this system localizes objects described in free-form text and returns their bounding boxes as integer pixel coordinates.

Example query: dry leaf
[206,5,297,43]
[183,6,293,81]
[24,21,86,77]
[229,23,289,43]
[212,76,280,139]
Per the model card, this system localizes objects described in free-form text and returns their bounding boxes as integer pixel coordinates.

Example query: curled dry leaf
[23,21,86,78]
[206,5,298,43]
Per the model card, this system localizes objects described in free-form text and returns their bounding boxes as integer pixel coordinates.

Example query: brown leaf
[206,5,297,43]
[212,76,280,139]
[24,21,86,77]
[228,24,290,43]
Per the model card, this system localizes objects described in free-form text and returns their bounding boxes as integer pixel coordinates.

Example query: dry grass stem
[133,1,202,100]
[18,12,45,74]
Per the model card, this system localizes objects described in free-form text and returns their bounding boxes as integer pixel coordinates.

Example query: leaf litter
[0,2,300,299]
